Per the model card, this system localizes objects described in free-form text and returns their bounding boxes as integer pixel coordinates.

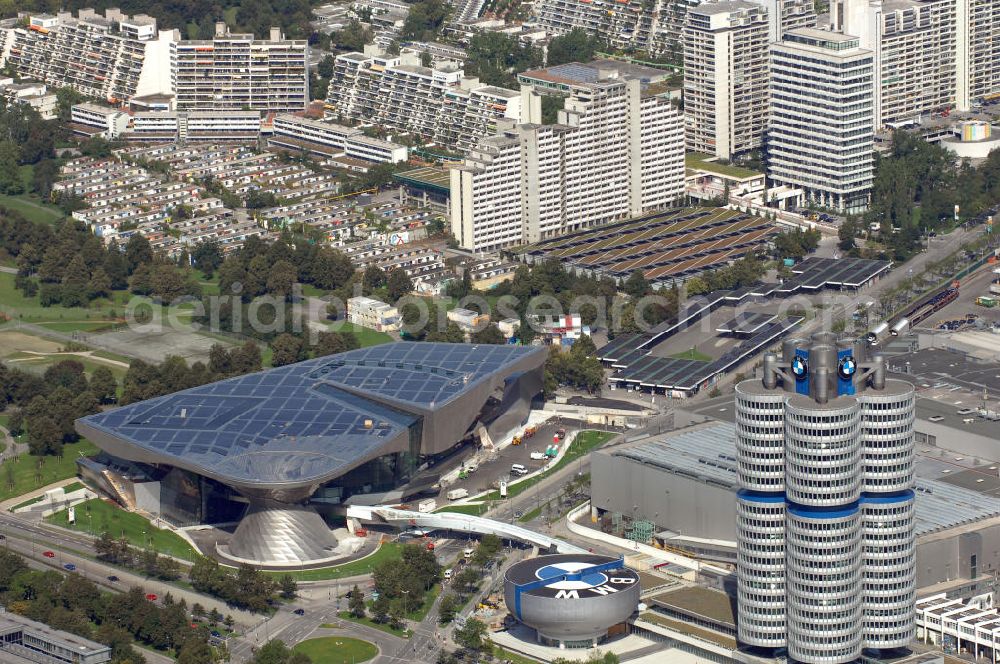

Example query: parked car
[42,550,55,558]
[63,563,76,571]
[293,609,305,616]
[107,575,119,582]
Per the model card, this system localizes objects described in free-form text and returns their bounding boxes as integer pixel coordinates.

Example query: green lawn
[33,321,118,333]
[46,498,199,561]
[685,153,761,179]
[517,505,542,523]
[300,284,327,297]
[0,439,97,503]
[328,321,393,347]
[293,637,378,664]
[483,430,616,501]
[0,273,128,323]
[668,348,712,361]
[263,542,404,581]
[337,611,409,638]
[406,584,440,622]
[5,351,128,382]
[435,503,491,516]
[492,647,542,664]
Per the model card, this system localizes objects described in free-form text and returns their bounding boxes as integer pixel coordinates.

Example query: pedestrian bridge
[344,505,587,554]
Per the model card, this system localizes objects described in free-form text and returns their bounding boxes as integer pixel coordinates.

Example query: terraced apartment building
[0,9,173,105]
[324,48,520,151]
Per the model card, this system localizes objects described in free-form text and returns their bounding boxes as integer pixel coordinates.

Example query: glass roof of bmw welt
[77,342,544,487]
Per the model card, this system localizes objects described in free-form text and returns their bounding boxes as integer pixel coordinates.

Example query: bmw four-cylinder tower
[735,332,915,663]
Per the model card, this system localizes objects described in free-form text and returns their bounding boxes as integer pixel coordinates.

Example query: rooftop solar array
[780,257,891,291]
[715,312,776,335]
[600,317,802,393]
[524,207,778,283]
[613,423,1000,537]
[78,342,542,487]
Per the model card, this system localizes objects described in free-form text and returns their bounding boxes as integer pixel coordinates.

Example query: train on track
[867,286,959,345]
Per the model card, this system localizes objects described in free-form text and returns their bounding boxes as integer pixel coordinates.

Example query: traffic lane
[0,518,259,624]
[446,419,578,495]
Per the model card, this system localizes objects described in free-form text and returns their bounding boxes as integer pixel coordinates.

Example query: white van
[511,464,528,476]
[444,569,453,580]
[464,548,474,559]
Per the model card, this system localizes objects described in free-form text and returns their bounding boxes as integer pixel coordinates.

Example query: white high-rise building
[683,2,770,160]
[736,333,915,663]
[835,0,957,127]
[449,76,684,253]
[1,9,174,105]
[767,28,874,213]
[170,23,308,113]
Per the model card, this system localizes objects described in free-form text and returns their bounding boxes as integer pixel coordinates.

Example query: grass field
[327,321,393,347]
[263,542,404,581]
[337,612,409,638]
[0,439,97,503]
[483,430,616,501]
[435,503,490,516]
[492,647,542,664]
[33,321,118,333]
[0,330,129,381]
[46,498,199,560]
[668,348,712,361]
[0,273,116,323]
[293,637,378,664]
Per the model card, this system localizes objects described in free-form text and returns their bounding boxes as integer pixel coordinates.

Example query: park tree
[454,617,489,651]
[623,270,650,299]
[362,265,386,294]
[470,324,505,345]
[267,260,299,299]
[401,0,449,41]
[386,267,413,302]
[349,585,366,618]
[89,367,118,403]
[547,28,603,66]
[271,334,305,367]
[125,234,153,275]
[308,247,354,291]
[87,267,112,299]
[60,255,90,307]
[279,574,298,600]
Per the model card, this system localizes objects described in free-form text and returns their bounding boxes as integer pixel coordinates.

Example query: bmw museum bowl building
[503,554,641,648]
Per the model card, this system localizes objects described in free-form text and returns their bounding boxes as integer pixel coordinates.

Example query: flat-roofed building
[347,296,400,332]
[767,28,875,213]
[0,611,111,664]
[449,71,684,252]
[70,102,130,138]
[683,2,770,160]
[171,23,308,113]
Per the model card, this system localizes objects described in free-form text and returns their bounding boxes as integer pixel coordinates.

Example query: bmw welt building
[76,342,545,565]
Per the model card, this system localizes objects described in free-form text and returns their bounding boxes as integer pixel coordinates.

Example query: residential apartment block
[324,48,520,152]
[70,103,130,138]
[0,79,57,119]
[0,9,173,105]
[449,74,684,253]
[171,23,308,113]
[964,0,1000,103]
[347,296,401,332]
[269,114,409,163]
[767,28,875,213]
[534,0,813,57]
[834,0,957,127]
[128,111,261,142]
[683,2,770,160]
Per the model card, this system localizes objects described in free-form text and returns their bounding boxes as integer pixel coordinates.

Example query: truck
[446,488,469,500]
[417,498,437,513]
[523,426,537,438]
[990,281,1000,296]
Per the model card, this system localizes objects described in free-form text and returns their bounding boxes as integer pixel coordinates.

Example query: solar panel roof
[77,342,543,488]
[715,312,776,335]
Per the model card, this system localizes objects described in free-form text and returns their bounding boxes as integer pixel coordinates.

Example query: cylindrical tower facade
[735,334,916,664]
